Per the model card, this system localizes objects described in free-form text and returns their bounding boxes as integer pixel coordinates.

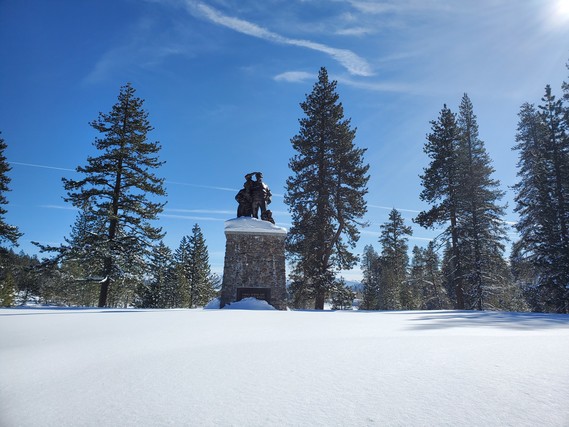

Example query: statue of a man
[235,173,254,217]
[251,172,272,220]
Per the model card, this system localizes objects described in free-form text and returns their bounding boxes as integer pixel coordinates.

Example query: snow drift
[1,308,568,426]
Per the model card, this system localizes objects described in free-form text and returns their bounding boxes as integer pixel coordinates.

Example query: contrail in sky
[9,161,75,172]
[39,205,78,211]
[368,204,421,214]
[8,161,245,194]
[165,180,237,193]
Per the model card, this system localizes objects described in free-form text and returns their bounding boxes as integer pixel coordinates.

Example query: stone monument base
[220,217,287,310]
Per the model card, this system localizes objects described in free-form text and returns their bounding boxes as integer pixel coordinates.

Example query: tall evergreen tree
[0,271,16,307]
[456,94,509,310]
[1,250,41,305]
[417,97,512,310]
[0,133,22,246]
[330,277,355,310]
[287,271,316,309]
[512,86,569,313]
[173,236,191,308]
[61,83,166,307]
[377,209,412,310]
[172,227,216,308]
[410,243,448,310]
[186,224,216,307]
[285,67,370,310]
[415,105,465,308]
[137,241,174,308]
[360,244,380,310]
[64,210,107,279]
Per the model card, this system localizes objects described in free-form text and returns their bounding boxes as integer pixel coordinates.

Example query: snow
[225,216,287,234]
[1,308,568,426]
[205,297,277,310]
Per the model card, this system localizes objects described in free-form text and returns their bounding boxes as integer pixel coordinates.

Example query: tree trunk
[98,277,109,308]
[98,254,114,307]
[314,291,325,310]
[450,211,465,309]
[98,150,123,308]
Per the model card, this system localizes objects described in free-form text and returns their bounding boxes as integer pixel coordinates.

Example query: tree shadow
[409,310,569,331]
[0,307,148,316]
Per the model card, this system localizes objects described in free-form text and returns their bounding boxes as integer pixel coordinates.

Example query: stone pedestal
[220,217,287,310]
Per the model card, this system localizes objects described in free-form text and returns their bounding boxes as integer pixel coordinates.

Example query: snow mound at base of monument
[224,216,287,233]
[223,297,276,310]
[203,298,221,309]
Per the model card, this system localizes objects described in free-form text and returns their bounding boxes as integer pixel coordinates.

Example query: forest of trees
[1,63,568,313]
[357,73,569,314]
[0,85,218,309]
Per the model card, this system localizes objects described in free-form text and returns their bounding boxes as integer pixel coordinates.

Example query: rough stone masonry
[220,217,287,310]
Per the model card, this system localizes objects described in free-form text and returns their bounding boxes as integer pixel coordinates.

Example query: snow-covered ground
[1,306,568,426]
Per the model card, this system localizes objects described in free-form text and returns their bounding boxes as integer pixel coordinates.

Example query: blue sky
[1,0,568,280]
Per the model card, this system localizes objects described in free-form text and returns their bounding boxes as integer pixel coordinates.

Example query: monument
[220,172,287,310]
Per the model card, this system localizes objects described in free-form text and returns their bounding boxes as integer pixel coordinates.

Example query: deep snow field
[1,304,568,427]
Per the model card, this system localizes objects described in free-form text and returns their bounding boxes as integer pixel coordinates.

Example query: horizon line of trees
[1,62,568,313]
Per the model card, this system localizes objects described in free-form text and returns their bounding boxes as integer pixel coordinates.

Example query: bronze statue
[235,173,254,217]
[235,172,273,223]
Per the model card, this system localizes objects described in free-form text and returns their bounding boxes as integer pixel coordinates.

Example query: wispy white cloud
[336,76,415,94]
[84,14,190,84]
[185,1,373,76]
[368,204,421,214]
[347,1,398,14]
[347,0,450,15]
[274,71,314,83]
[159,213,226,221]
[335,27,375,37]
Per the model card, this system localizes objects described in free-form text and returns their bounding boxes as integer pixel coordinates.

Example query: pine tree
[512,85,569,312]
[285,67,370,310]
[360,244,380,310]
[34,210,109,306]
[287,272,316,309]
[173,236,191,308]
[416,97,513,310]
[64,210,107,279]
[330,278,355,310]
[138,241,174,308]
[378,209,412,310]
[456,94,510,310]
[0,133,22,246]
[415,105,465,308]
[1,250,41,305]
[186,224,216,307]
[172,227,215,308]
[0,271,16,307]
[510,240,541,311]
[61,83,166,307]
[410,243,448,310]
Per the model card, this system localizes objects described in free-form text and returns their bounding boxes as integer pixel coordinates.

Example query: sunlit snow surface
[224,216,287,234]
[1,308,568,426]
